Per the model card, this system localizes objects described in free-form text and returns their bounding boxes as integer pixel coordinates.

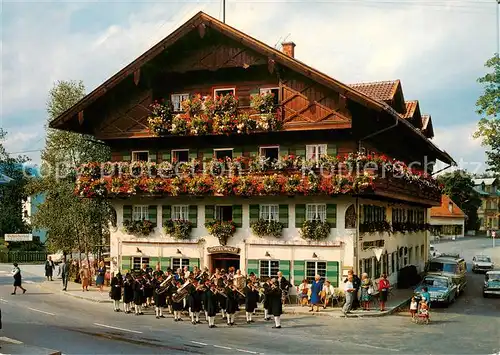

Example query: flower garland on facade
[250,219,284,238]
[75,152,442,198]
[146,93,281,137]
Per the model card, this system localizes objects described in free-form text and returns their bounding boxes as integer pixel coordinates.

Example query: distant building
[473,178,499,232]
[430,195,466,241]
[22,193,48,243]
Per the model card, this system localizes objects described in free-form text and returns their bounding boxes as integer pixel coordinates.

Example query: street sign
[4,234,33,242]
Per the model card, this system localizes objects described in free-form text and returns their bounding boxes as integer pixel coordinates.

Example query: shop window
[374,257,381,279]
[306,261,327,282]
[259,260,280,279]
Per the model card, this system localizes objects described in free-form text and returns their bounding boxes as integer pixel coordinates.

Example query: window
[170,93,190,112]
[362,205,386,223]
[306,144,327,162]
[260,204,279,221]
[132,151,149,162]
[172,258,189,271]
[408,247,413,265]
[391,252,396,274]
[260,146,279,161]
[172,149,189,163]
[259,260,280,279]
[382,253,389,275]
[214,148,233,160]
[363,258,373,279]
[133,257,150,271]
[216,205,233,222]
[172,205,189,221]
[415,246,420,262]
[214,88,235,97]
[306,261,327,282]
[133,205,148,221]
[374,257,381,279]
[306,204,327,222]
[421,244,425,259]
[259,87,279,106]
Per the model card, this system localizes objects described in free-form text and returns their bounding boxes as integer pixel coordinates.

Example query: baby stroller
[412,295,430,324]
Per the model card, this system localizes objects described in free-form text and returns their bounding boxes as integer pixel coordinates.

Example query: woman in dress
[360,272,372,310]
[11,263,27,295]
[377,273,390,311]
[96,261,106,292]
[44,256,55,281]
[309,274,323,312]
[79,264,90,291]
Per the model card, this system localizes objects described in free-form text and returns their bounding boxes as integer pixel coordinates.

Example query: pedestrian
[61,257,69,291]
[96,261,106,293]
[309,274,323,312]
[44,256,55,281]
[79,264,90,291]
[11,263,27,295]
[110,272,122,312]
[410,296,418,319]
[342,274,356,316]
[377,273,390,311]
[360,273,373,311]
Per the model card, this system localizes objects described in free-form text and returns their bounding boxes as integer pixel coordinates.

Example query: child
[419,299,429,320]
[410,296,418,319]
[421,287,431,306]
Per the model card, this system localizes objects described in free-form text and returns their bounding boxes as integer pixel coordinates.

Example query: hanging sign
[207,246,240,254]
[5,234,33,242]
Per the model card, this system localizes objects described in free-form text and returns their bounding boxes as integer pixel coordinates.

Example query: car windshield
[486,273,500,282]
[428,262,456,273]
[423,277,448,288]
[476,256,491,262]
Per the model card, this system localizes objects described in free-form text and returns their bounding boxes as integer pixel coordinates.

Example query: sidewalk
[0,336,61,355]
[38,279,413,318]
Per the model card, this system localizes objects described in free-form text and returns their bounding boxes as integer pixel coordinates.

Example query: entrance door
[210,253,240,272]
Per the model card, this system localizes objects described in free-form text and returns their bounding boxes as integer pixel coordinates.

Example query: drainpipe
[358,112,399,152]
[354,197,360,274]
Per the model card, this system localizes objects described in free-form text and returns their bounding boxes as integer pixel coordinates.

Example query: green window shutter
[150,257,159,268]
[247,146,258,158]
[233,146,243,158]
[205,205,215,222]
[121,256,131,273]
[326,204,337,228]
[326,261,339,287]
[279,205,289,228]
[123,151,131,162]
[280,260,290,280]
[280,145,288,156]
[189,258,200,270]
[201,149,213,161]
[295,145,305,158]
[188,205,198,227]
[123,205,132,222]
[249,204,260,224]
[293,260,305,286]
[327,144,337,157]
[160,257,170,269]
[148,205,157,225]
[189,150,197,161]
[232,205,242,228]
[295,204,306,228]
[162,205,171,226]
[161,151,171,162]
[150,152,157,162]
[247,259,259,277]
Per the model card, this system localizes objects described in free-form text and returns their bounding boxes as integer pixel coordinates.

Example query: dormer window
[214,88,235,97]
[448,202,453,213]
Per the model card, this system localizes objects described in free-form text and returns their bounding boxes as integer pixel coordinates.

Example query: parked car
[425,254,467,295]
[483,271,500,298]
[414,275,457,306]
[472,255,494,273]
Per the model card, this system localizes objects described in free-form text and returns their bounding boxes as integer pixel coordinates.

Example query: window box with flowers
[123,220,155,236]
[299,220,331,240]
[250,219,284,238]
[205,220,237,246]
[164,219,193,240]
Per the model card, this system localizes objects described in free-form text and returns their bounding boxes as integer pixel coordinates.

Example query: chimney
[281,42,296,58]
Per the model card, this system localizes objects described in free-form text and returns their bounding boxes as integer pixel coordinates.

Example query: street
[0,237,499,354]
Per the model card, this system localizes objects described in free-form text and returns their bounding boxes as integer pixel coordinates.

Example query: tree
[0,129,30,240]
[28,80,111,259]
[474,55,500,175]
[437,170,482,231]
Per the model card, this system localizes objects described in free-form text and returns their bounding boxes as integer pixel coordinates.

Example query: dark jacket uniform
[263,282,272,311]
[204,289,219,317]
[244,286,259,312]
[144,278,154,298]
[225,287,238,314]
[188,288,203,312]
[110,276,122,301]
[133,280,144,305]
[123,278,134,303]
[154,283,167,307]
[269,286,283,316]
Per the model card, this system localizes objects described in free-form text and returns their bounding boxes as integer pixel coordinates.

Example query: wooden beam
[268,58,275,74]
[78,111,84,125]
[198,23,206,38]
[133,68,141,85]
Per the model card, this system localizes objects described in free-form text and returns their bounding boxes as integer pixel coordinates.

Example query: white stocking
[274,316,281,327]
[264,309,269,319]
[226,313,231,324]
[195,312,200,322]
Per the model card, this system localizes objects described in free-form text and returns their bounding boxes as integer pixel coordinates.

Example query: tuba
[171,280,195,303]
[157,274,174,294]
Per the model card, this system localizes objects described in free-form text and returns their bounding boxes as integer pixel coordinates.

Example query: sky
[0,0,498,174]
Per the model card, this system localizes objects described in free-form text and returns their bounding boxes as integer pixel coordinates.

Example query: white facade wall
[429,216,465,241]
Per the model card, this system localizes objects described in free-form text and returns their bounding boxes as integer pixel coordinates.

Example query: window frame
[259,204,279,222]
[215,205,233,221]
[259,259,280,279]
[171,149,190,163]
[213,87,236,97]
[305,260,327,282]
[259,145,280,160]
[259,87,280,106]
[213,148,234,160]
[171,258,190,271]
[306,203,327,222]
[131,150,150,162]
[132,257,150,271]
[171,205,189,221]
[171,93,190,112]
[305,144,327,162]
[132,205,149,221]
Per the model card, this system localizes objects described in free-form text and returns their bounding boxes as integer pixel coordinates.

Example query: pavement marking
[213,345,232,350]
[356,343,400,352]
[24,280,35,284]
[236,349,258,354]
[0,299,8,303]
[191,341,208,346]
[0,336,23,344]
[94,323,143,334]
[28,307,56,316]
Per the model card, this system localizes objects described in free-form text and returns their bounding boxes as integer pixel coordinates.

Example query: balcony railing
[75,153,442,204]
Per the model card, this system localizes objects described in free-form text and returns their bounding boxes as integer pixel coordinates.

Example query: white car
[429,244,441,258]
[472,255,494,273]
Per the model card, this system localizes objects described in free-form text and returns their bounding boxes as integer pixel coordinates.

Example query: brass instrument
[171,280,195,303]
[230,284,246,298]
[157,274,173,294]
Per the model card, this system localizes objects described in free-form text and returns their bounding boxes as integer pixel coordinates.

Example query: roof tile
[348,80,399,102]
[430,195,466,218]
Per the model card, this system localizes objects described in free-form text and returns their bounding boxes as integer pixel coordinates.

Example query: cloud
[0,0,496,168]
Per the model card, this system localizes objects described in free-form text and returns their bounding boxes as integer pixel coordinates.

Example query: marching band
[108,265,287,329]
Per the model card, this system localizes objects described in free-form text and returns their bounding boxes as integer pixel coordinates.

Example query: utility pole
[223,0,226,23]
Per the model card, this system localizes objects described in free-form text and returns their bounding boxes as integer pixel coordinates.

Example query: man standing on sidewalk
[61,257,69,291]
[342,274,356,316]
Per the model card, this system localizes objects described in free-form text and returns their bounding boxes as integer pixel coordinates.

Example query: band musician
[276,271,290,305]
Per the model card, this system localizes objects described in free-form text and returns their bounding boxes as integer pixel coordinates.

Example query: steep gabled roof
[349,80,400,102]
[421,114,434,139]
[430,195,466,218]
[402,100,418,119]
[473,178,498,186]
[48,11,454,165]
